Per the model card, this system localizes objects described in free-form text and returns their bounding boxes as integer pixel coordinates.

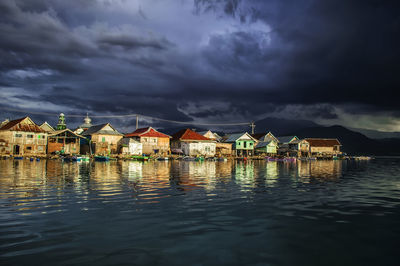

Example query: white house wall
[181,142,216,156]
[129,142,143,155]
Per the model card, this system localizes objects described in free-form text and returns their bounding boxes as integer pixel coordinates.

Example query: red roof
[172,129,212,141]
[125,127,170,138]
[0,117,45,133]
[305,138,341,147]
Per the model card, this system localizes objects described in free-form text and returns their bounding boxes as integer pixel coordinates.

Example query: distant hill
[159,121,400,155]
[349,127,400,139]
[290,125,400,155]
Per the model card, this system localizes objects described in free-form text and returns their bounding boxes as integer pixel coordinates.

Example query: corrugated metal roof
[81,123,123,136]
[125,127,170,138]
[278,136,298,144]
[172,128,213,141]
[0,117,45,133]
[40,122,55,132]
[305,138,341,147]
[256,140,275,148]
[48,129,85,139]
[223,132,256,143]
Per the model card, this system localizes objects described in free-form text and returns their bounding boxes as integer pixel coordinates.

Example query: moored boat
[94,156,109,162]
[131,155,149,161]
[72,156,82,162]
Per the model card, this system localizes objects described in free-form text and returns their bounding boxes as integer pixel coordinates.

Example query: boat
[131,155,149,161]
[94,156,109,162]
[62,156,73,162]
[72,156,82,162]
[14,156,23,160]
[267,157,296,162]
[195,157,204,162]
[217,158,227,162]
[182,156,196,161]
[157,157,169,161]
[81,156,90,162]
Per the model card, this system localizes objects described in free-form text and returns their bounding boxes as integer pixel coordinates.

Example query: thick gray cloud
[0,0,400,132]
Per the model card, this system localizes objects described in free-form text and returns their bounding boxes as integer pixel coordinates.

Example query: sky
[0,0,399,132]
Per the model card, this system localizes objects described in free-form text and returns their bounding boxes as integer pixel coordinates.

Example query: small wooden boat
[183,156,196,161]
[72,156,82,162]
[131,155,149,161]
[62,156,73,162]
[94,156,109,162]
[195,157,204,162]
[14,156,23,160]
[157,157,169,161]
[81,156,90,162]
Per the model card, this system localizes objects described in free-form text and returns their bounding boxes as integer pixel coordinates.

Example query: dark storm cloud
[97,34,172,51]
[1,0,400,131]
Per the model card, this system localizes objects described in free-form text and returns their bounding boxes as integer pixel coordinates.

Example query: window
[27,146,32,150]
[243,141,247,148]
[27,135,33,138]
[102,137,105,142]
[15,134,22,138]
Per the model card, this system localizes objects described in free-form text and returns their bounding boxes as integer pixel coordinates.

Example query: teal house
[255,140,278,155]
[223,132,258,156]
[251,132,279,156]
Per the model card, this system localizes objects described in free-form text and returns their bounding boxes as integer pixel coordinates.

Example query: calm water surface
[0,158,399,265]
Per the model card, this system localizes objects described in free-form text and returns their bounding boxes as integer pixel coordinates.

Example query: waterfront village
[0,113,347,162]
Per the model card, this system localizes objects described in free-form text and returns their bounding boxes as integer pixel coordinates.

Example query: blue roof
[278,136,298,144]
[256,140,276,148]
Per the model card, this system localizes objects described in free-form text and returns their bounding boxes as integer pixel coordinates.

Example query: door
[13,145,20,155]
[64,144,70,154]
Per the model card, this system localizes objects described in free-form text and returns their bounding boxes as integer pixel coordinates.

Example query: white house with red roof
[125,127,171,155]
[171,128,216,157]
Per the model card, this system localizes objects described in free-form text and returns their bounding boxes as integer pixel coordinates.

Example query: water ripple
[0,159,400,265]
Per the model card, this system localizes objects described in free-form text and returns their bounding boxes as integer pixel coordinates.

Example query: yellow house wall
[216,143,232,156]
[140,137,170,154]
[0,130,47,156]
[310,146,335,154]
[91,134,123,155]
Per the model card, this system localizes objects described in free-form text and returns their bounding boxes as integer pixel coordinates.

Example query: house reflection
[0,159,347,208]
[234,161,256,189]
[297,160,343,181]
[120,160,171,190]
[265,161,279,187]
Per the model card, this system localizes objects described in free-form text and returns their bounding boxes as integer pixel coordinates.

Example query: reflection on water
[298,160,343,180]
[0,158,399,265]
